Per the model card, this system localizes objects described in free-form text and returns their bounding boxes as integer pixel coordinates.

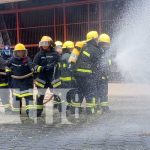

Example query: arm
[0,56,6,70]
[27,57,34,72]
[33,52,43,73]
[5,58,12,76]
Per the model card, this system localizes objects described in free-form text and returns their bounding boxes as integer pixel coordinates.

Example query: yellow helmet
[86,31,98,41]
[40,36,52,42]
[55,41,63,46]
[14,43,26,51]
[39,36,53,47]
[62,41,74,49]
[99,33,111,43]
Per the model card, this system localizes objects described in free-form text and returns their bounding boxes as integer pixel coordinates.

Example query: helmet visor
[39,41,50,47]
[13,50,27,58]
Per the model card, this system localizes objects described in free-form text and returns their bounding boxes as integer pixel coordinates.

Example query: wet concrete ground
[0,84,150,150]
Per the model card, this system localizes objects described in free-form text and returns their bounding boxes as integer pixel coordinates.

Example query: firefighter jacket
[74,39,100,77]
[33,48,59,88]
[52,51,76,88]
[6,56,34,98]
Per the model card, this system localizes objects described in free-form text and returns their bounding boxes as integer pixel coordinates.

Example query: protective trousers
[75,76,97,114]
[96,77,109,108]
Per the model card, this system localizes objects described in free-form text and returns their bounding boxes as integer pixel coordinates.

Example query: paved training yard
[0,83,150,150]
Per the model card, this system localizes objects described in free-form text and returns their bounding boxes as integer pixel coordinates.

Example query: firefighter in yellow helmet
[52,41,79,115]
[99,33,110,51]
[57,41,74,88]
[62,41,74,52]
[66,41,86,116]
[55,41,63,55]
[97,33,111,113]
[5,43,34,117]
[74,31,100,115]
[33,36,59,117]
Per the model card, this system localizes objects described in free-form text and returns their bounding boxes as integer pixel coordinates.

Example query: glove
[34,65,42,73]
[5,67,12,77]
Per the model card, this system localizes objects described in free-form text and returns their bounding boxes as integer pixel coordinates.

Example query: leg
[84,77,97,114]
[0,87,10,110]
[68,88,83,114]
[71,77,85,114]
[99,78,109,112]
[95,81,102,112]
[36,88,47,117]
[25,95,34,117]
[12,96,22,115]
[53,94,62,112]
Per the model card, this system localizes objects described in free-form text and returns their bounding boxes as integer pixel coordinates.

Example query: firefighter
[59,41,75,88]
[52,41,75,88]
[74,31,100,114]
[60,41,77,114]
[0,45,12,112]
[52,41,77,114]
[97,33,111,113]
[34,36,59,117]
[5,43,34,117]
[55,41,63,55]
[67,41,86,115]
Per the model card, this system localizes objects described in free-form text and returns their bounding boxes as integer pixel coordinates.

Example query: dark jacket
[7,56,33,90]
[33,48,59,88]
[55,51,75,88]
[74,39,100,77]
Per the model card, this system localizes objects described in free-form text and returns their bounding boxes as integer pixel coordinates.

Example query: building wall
[0,1,125,45]
[0,0,126,80]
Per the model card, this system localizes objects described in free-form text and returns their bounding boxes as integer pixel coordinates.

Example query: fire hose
[11,73,55,105]
[11,72,33,79]
[0,72,33,79]
[43,94,54,105]
[0,72,7,76]
[0,72,56,105]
